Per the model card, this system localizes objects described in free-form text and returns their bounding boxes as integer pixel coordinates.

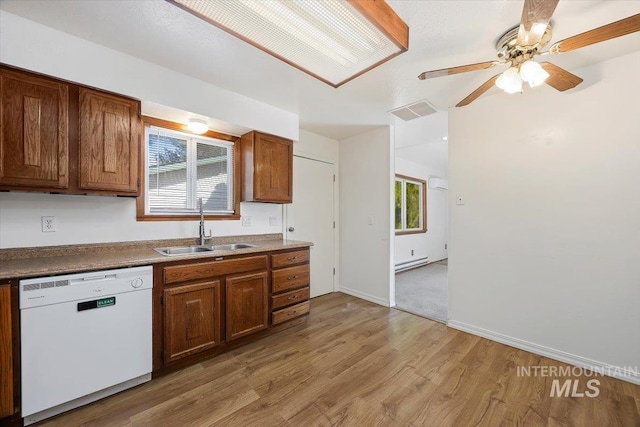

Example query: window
[138,121,240,220]
[395,174,426,234]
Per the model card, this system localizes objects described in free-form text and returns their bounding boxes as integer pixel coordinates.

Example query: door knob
[288,227,295,232]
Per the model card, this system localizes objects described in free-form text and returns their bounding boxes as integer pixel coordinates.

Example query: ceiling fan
[417,0,640,107]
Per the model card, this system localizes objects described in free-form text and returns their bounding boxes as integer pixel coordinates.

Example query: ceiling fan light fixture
[496,67,523,93]
[187,118,209,134]
[520,60,550,87]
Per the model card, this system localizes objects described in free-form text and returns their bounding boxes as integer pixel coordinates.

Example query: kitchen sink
[154,243,257,256]
[212,243,256,251]
[154,246,214,256]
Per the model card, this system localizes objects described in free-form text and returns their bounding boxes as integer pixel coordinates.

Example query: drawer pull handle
[287,256,297,261]
[287,295,299,300]
[287,275,299,280]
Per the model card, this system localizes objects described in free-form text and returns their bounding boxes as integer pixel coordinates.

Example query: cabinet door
[254,133,292,202]
[226,271,269,341]
[79,88,140,193]
[0,284,13,418]
[0,69,68,188]
[163,281,221,364]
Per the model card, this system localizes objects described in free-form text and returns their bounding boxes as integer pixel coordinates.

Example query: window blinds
[146,126,234,215]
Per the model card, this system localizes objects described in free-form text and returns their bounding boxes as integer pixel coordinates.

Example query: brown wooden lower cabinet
[155,248,311,375]
[163,281,221,364]
[273,301,310,325]
[0,284,14,418]
[226,271,268,341]
[270,248,311,328]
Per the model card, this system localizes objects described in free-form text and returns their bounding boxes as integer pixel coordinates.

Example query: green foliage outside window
[405,182,420,229]
[395,180,402,230]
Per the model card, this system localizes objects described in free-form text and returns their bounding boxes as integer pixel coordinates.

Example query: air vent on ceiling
[389,100,438,121]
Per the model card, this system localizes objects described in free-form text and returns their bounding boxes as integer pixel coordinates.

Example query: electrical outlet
[367,216,374,225]
[241,216,251,227]
[41,216,56,232]
[269,216,278,227]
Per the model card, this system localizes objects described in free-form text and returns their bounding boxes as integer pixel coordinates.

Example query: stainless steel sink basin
[212,243,256,251]
[154,243,256,256]
[154,246,214,256]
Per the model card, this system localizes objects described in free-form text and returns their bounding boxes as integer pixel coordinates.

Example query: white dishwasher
[19,265,153,425]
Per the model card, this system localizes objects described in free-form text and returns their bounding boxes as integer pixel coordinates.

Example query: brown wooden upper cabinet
[0,68,69,189]
[79,88,140,193]
[240,131,293,203]
[0,65,141,196]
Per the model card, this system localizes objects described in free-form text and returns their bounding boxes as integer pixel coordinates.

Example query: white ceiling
[1,0,639,140]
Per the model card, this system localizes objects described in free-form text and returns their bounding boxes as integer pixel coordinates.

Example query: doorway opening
[393,112,449,322]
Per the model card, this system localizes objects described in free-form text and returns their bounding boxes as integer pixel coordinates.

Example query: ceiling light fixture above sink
[187,118,209,134]
[167,0,409,87]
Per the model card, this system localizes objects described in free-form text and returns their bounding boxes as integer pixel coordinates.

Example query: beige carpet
[395,262,448,322]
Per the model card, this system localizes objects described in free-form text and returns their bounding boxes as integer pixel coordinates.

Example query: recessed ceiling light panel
[169,0,408,87]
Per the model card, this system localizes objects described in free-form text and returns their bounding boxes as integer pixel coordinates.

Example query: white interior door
[286,156,335,297]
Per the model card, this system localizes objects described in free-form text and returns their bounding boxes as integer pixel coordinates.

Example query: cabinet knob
[287,275,299,281]
[287,256,297,261]
[288,227,295,232]
[287,295,298,300]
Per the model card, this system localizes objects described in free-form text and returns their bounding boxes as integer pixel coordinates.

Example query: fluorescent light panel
[170,0,407,87]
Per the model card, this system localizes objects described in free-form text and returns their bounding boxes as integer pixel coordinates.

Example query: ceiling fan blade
[456,74,501,107]
[517,0,559,46]
[418,61,499,80]
[549,13,640,54]
[540,62,583,91]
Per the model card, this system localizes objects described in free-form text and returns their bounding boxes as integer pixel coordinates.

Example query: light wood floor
[40,293,639,426]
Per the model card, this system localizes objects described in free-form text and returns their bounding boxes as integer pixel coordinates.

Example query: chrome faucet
[199,198,213,246]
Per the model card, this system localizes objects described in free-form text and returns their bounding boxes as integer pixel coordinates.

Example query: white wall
[0,192,282,248]
[0,11,298,141]
[394,157,448,264]
[448,51,640,382]
[339,127,394,306]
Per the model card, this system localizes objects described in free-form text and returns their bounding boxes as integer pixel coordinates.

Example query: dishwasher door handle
[70,274,118,284]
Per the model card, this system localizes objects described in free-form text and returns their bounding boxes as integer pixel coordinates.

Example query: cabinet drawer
[271,287,310,311]
[271,249,309,269]
[272,264,309,293]
[163,255,268,285]
[272,301,310,325]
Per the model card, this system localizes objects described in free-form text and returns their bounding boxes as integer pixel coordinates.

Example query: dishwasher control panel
[19,266,153,309]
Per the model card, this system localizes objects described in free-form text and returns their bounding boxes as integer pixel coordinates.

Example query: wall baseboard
[447,320,640,386]
[339,286,390,307]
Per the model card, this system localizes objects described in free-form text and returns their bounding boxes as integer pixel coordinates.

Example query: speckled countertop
[0,234,312,280]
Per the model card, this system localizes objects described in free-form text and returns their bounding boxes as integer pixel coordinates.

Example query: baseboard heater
[395,257,429,273]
